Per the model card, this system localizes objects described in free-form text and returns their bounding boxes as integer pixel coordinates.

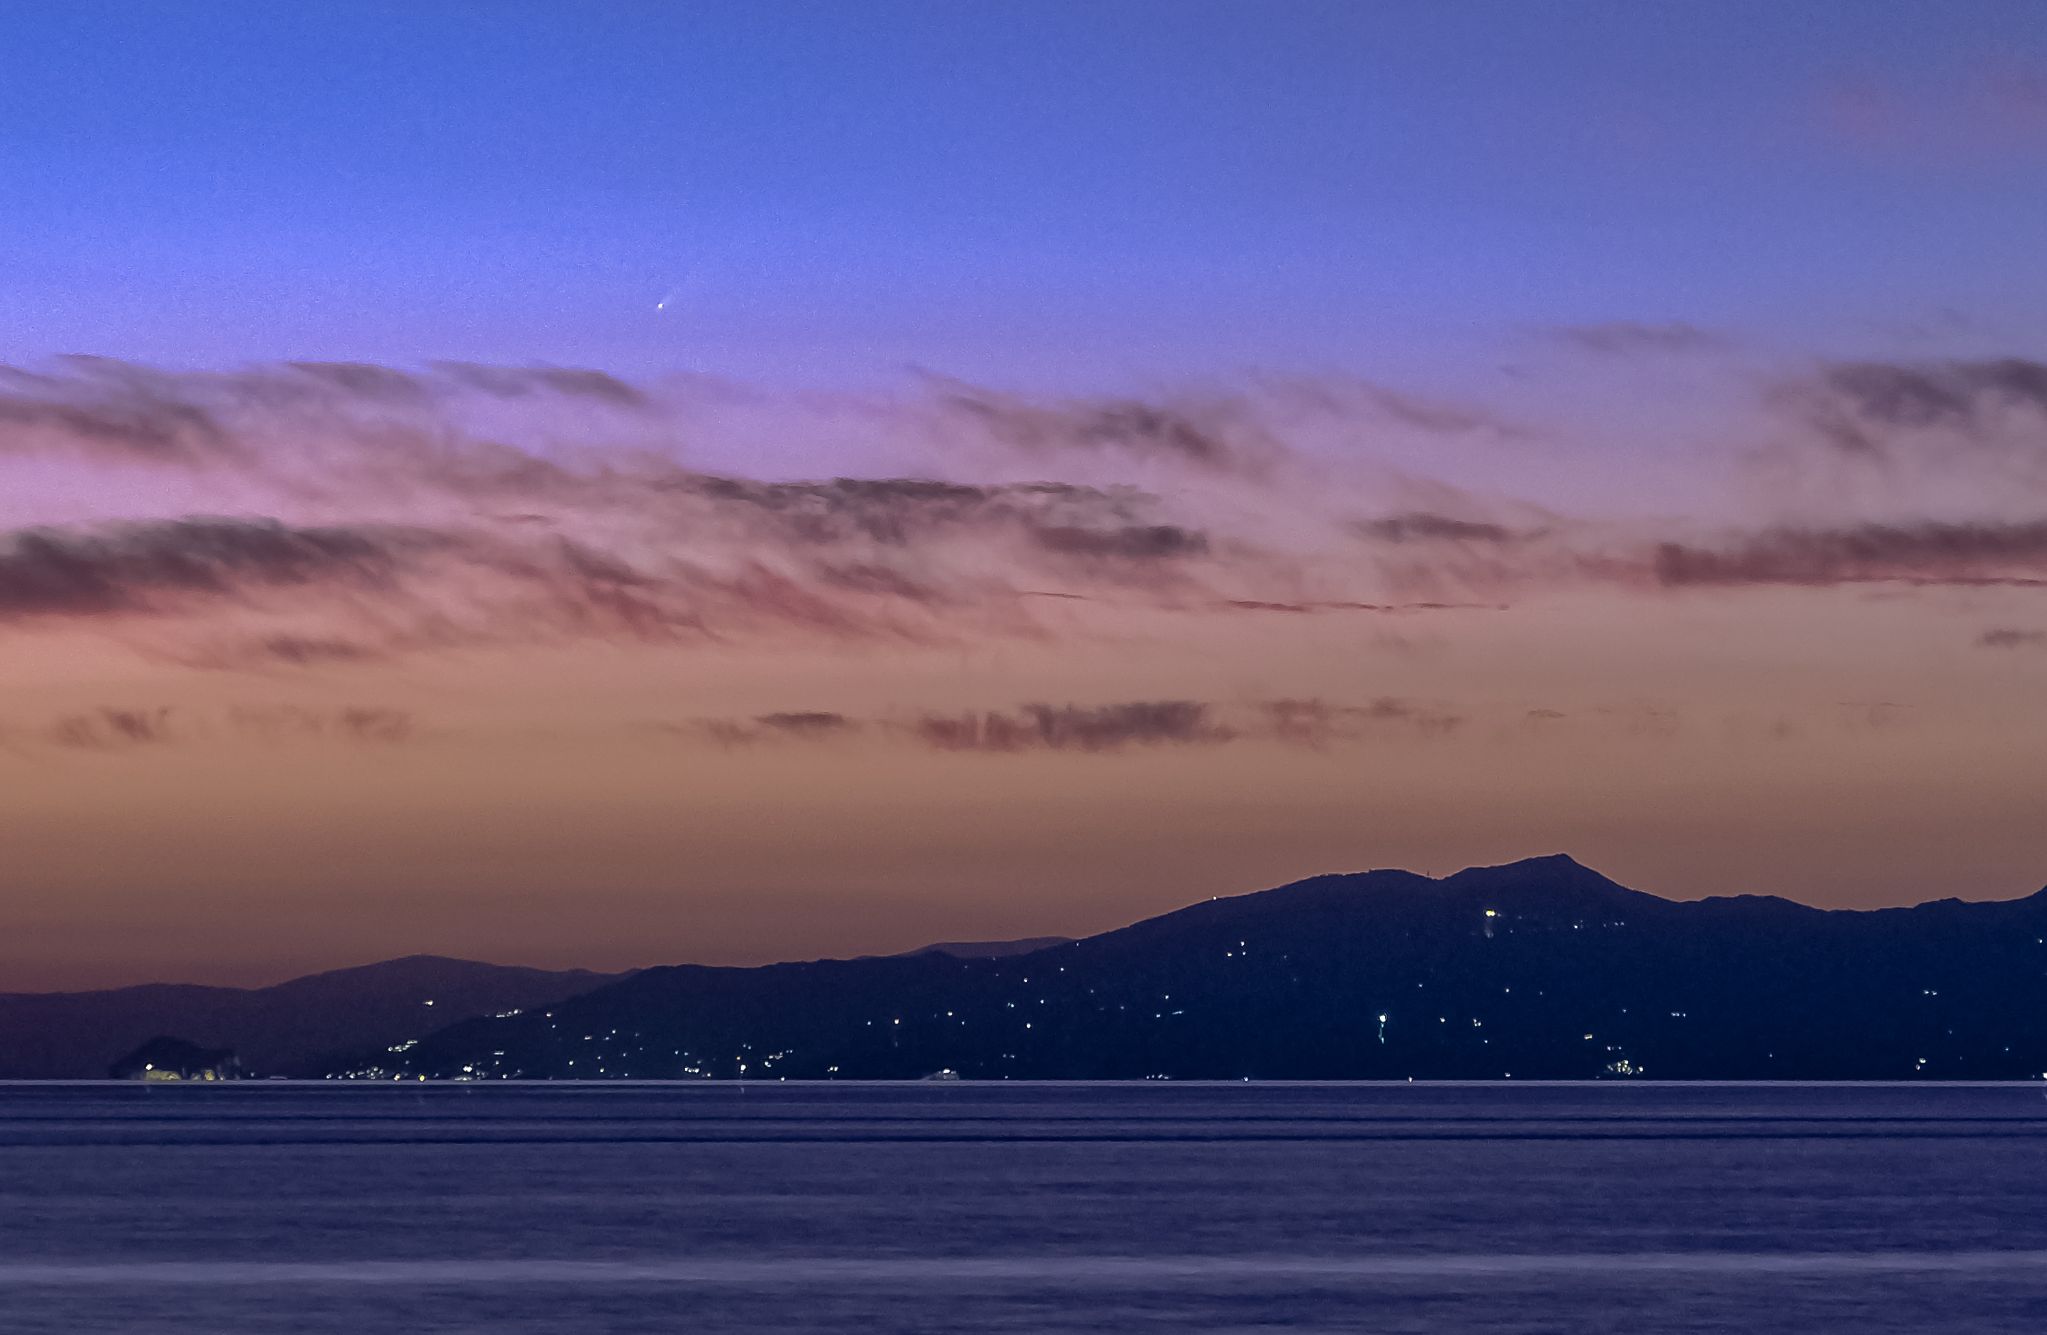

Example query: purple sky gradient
[3,4,2047,987]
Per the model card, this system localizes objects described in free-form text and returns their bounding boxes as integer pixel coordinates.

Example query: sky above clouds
[3,3,2046,987]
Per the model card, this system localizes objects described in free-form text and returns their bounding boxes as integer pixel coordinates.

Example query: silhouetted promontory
[0,956,624,1079]
[336,856,2047,1081]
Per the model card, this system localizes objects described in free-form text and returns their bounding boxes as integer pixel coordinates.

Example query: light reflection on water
[1,1083,2043,1333]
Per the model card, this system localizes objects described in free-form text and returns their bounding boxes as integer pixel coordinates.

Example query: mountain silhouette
[0,956,624,1079]
[889,937,1075,960]
[342,856,2047,1081]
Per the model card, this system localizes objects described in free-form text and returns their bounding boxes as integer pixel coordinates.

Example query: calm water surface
[2,1082,2044,1332]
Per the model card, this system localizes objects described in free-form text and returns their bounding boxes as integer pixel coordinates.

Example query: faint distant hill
[0,956,623,1079]
[892,937,1074,960]
[356,856,2047,1082]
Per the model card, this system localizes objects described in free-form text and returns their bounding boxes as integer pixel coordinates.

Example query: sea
[1,1082,2044,1333]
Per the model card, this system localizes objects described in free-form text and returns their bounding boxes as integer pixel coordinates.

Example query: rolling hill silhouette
[0,956,624,1079]
[342,856,2047,1081]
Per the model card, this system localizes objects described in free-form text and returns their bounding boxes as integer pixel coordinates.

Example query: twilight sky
[5,3,2047,989]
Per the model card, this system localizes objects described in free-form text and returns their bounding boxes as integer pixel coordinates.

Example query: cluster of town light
[337,906,2047,1083]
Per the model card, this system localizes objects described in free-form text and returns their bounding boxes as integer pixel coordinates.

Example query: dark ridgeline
[347,855,2047,1082]
[0,956,624,1080]
[886,937,1075,960]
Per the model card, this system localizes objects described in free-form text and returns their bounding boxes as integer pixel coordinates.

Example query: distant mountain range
[333,856,2047,1082]
[0,956,623,1079]
[11,858,2047,1081]
[0,938,1067,1079]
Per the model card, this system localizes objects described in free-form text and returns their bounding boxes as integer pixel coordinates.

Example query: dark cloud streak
[1786,357,2047,456]
[912,701,1229,753]
[0,518,417,622]
[1548,322,1727,356]
[1652,519,2047,587]
[1352,513,1524,544]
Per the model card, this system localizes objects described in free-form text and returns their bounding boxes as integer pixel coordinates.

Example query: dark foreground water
[2,1083,2045,1333]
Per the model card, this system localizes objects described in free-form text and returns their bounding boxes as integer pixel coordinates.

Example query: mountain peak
[1438,854,1661,913]
[1469,852,1622,882]
[361,859,2047,1082]
[1469,852,1612,880]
